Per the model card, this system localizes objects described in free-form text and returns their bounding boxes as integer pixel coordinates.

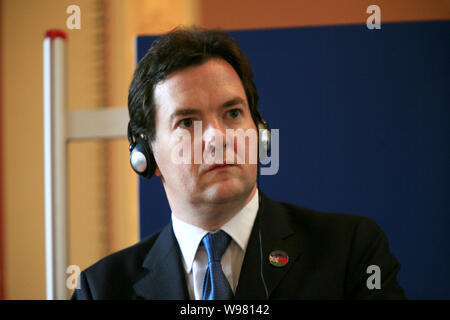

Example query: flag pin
[269,250,289,267]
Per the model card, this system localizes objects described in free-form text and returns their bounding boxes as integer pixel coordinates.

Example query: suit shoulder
[267,198,405,299]
[81,230,161,285]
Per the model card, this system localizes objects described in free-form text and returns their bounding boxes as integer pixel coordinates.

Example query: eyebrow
[169,96,247,124]
[221,96,246,108]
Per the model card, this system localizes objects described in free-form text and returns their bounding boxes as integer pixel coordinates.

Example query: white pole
[43,30,68,300]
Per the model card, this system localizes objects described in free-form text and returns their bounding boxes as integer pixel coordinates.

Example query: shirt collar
[171,188,259,273]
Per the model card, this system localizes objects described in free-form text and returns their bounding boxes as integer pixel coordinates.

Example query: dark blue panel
[137,21,450,299]
[136,37,173,238]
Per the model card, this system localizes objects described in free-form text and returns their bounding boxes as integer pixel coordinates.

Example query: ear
[148,136,161,177]
[154,166,165,183]
[151,150,163,180]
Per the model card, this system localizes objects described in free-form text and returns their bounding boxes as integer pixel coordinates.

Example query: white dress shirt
[171,188,259,300]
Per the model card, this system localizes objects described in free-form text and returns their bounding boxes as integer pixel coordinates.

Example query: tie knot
[202,230,231,263]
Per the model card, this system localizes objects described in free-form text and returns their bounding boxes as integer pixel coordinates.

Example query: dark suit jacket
[72,192,405,299]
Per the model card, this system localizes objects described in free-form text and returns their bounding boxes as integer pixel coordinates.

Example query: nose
[203,118,227,151]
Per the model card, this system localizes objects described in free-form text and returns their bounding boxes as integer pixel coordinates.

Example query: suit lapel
[133,192,303,300]
[235,191,304,299]
[133,223,189,300]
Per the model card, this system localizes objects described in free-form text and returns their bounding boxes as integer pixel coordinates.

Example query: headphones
[128,109,271,179]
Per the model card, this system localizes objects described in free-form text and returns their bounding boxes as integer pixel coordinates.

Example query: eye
[179,118,194,128]
[227,109,242,119]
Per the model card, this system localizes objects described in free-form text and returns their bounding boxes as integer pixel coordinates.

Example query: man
[72,26,405,300]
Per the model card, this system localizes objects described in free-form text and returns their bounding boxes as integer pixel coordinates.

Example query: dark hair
[128,25,259,142]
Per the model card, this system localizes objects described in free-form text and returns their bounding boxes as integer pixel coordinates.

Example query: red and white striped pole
[43,30,68,300]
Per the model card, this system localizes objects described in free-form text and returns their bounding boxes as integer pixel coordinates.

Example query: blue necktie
[201,230,234,300]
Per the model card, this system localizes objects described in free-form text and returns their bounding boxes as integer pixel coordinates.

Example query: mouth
[206,164,237,172]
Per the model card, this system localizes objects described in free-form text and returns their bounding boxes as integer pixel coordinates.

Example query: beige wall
[2,0,110,299]
[1,0,199,299]
[1,0,448,299]
[103,0,200,255]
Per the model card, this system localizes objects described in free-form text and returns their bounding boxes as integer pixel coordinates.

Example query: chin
[202,180,250,204]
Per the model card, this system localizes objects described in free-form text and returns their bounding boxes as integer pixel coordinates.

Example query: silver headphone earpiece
[127,122,156,178]
[130,148,148,173]
[257,117,271,163]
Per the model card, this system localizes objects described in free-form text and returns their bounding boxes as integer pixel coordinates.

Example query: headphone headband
[127,122,135,150]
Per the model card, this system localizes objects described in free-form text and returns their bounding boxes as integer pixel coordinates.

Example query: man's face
[151,58,258,206]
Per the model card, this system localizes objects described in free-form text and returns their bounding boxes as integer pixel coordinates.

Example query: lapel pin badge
[269,250,289,267]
